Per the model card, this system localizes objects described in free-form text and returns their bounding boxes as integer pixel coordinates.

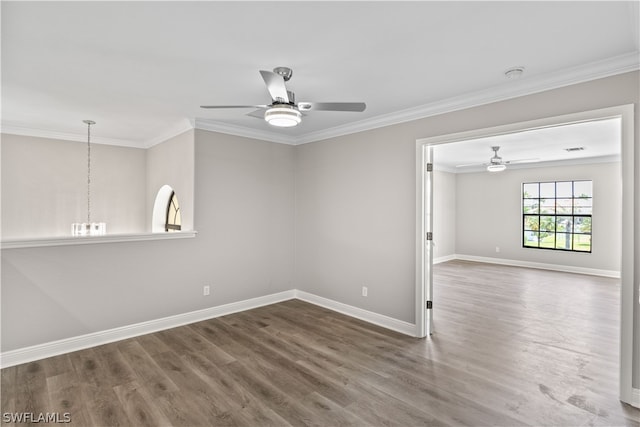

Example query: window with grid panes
[522,180,592,252]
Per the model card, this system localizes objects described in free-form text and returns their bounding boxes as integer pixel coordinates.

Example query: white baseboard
[1,289,419,368]
[2,285,633,406]
[434,254,457,265]
[452,254,620,278]
[0,290,296,368]
[295,290,416,337]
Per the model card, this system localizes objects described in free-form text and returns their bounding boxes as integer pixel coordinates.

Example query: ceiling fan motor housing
[273,66,293,81]
[286,90,295,105]
[490,146,503,164]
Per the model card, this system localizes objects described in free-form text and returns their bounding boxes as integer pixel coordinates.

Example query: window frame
[522,180,592,253]
[165,191,182,232]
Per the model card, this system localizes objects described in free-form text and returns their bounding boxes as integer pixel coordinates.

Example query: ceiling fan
[456,146,539,172]
[200,67,366,128]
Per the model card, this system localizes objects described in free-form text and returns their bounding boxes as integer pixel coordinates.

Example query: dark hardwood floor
[2,260,639,426]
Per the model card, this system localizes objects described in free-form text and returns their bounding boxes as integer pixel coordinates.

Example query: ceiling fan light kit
[264,105,302,127]
[487,163,507,172]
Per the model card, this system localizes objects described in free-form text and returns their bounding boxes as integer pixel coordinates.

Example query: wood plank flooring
[2,260,639,426]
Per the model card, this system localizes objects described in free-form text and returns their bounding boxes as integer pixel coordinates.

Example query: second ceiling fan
[456,146,539,172]
[201,66,366,128]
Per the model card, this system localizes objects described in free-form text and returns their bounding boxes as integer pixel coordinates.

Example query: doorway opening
[415,104,635,406]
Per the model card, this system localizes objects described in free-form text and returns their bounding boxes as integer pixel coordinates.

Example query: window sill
[1,231,198,249]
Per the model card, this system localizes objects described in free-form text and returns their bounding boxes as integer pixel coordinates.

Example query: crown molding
[432,164,458,174]
[0,123,139,148]
[294,52,640,145]
[194,118,298,145]
[2,119,197,149]
[3,52,637,148]
[142,118,196,148]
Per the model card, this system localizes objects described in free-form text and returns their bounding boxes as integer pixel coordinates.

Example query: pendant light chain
[72,119,104,236]
[83,120,96,224]
[87,122,91,224]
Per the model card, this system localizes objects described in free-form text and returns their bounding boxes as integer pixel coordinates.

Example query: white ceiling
[433,117,622,173]
[2,1,639,162]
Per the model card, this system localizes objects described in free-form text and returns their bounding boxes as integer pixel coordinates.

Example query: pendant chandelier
[71,120,106,236]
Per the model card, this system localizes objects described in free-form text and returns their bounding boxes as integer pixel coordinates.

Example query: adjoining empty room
[417,109,635,424]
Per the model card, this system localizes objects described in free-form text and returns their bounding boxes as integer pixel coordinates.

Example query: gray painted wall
[192,130,295,302]
[432,162,621,271]
[455,162,621,272]
[433,170,457,260]
[146,129,195,232]
[294,127,416,323]
[1,134,147,238]
[1,130,295,351]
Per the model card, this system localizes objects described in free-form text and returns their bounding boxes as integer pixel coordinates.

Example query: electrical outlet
[495,246,500,253]
[203,285,210,296]
[362,286,368,297]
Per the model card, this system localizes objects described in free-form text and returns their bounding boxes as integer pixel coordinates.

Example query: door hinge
[426,232,433,241]
[426,300,433,309]
[426,163,433,172]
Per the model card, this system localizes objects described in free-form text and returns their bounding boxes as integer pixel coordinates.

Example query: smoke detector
[504,66,525,80]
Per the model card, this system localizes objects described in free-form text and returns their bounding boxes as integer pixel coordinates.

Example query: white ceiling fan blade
[259,70,289,104]
[246,108,268,119]
[200,105,267,109]
[455,162,485,168]
[298,102,366,112]
[505,158,540,164]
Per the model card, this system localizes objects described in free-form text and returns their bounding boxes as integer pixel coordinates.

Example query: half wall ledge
[1,231,198,249]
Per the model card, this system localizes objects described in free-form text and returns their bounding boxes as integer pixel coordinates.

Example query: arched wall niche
[152,184,175,233]
[152,185,182,233]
